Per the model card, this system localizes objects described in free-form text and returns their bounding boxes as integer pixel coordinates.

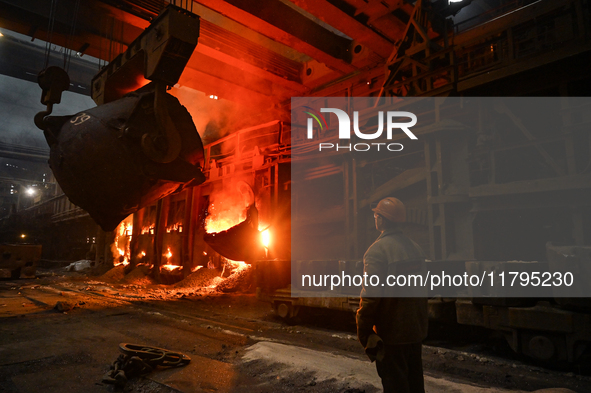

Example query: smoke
[170,86,235,144]
[169,85,288,145]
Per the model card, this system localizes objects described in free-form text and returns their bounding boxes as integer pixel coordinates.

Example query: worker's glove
[364,333,385,362]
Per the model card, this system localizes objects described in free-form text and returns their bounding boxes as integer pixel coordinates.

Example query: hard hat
[372,197,406,223]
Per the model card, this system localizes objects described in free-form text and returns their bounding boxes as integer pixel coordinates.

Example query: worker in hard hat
[356,197,428,393]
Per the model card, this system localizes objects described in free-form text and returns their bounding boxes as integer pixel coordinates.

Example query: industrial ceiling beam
[344,0,403,17]
[96,1,311,83]
[194,45,308,95]
[0,1,141,63]
[287,0,395,59]
[0,0,310,104]
[186,50,304,99]
[339,0,415,42]
[194,0,357,74]
[0,33,97,95]
[91,2,310,89]
[178,66,274,108]
[0,151,49,163]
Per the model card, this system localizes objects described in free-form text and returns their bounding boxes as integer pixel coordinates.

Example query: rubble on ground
[99,265,126,282]
[89,262,254,299]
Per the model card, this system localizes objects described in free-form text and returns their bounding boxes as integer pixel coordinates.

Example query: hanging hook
[34,66,70,131]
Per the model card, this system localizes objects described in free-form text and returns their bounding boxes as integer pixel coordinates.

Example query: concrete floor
[0,269,589,392]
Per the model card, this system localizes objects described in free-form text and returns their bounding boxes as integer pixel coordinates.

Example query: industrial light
[0,31,3,37]
[25,187,36,196]
[20,234,26,239]
[261,229,271,248]
[449,0,463,3]
[209,95,218,100]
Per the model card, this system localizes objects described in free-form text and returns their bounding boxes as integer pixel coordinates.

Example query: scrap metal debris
[64,259,94,272]
[102,343,191,387]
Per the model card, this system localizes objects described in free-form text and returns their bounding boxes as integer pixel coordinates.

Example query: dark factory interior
[0,0,590,392]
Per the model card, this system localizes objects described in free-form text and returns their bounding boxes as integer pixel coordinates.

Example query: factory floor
[0,267,589,393]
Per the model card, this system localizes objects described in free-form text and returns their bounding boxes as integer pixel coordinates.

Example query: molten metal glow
[232,260,247,268]
[204,191,251,233]
[141,225,155,235]
[220,257,247,267]
[112,217,133,266]
[206,217,242,233]
[161,264,181,272]
[140,251,146,257]
[114,257,129,267]
[191,265,203,273]
[160,248,180,271]
[261,229,271,248]
[166,223,183,233]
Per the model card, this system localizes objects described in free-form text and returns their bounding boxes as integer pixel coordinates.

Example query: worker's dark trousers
[375,342,424,393]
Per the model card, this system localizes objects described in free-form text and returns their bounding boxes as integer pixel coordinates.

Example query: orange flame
[161,264,182,272]
[112,217,133,266]
[141,225,155,235]
[166,222,183,233]
[159,247,181,271]
[204,188,251,233]
[206,216,243,233]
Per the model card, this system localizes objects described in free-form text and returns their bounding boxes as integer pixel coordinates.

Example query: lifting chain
[102,343,191,387]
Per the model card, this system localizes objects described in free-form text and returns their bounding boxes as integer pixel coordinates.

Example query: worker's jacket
[356,229,428,347]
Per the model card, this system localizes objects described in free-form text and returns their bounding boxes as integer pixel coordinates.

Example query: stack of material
[120,266,156,286]
[216,264,253,293]
[99,265,126,283]
[173,268,221,289]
